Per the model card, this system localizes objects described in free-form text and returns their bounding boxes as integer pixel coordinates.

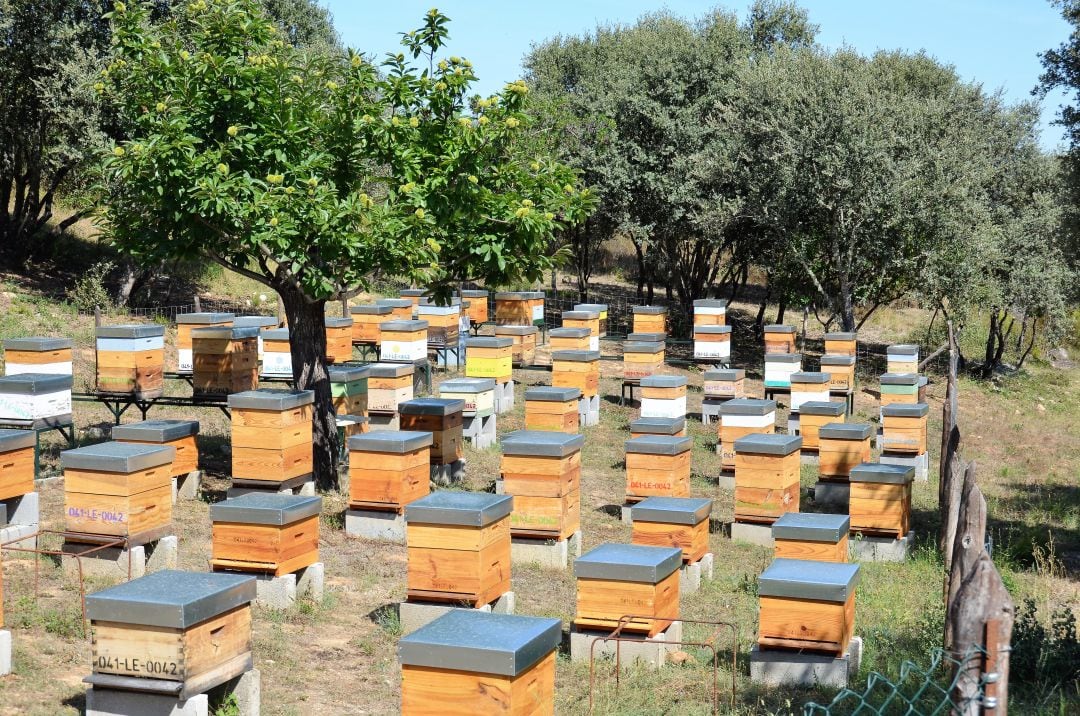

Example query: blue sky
[324,1,1072,150]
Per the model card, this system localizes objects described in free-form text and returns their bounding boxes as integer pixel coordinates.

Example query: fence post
[93,306,101,328]
[194,295,201,312]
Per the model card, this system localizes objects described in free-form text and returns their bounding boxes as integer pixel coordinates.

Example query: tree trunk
[278,286,339,491]
[982,309,1004,378]
[774,296,787,324]
[633,239,646,303]
[1016,318,1037,369]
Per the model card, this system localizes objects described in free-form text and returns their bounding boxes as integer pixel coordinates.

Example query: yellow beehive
[466,337,513,383]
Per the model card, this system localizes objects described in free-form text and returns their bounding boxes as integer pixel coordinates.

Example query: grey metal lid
[190,325,260,339]
[399,611,562,676]
[493,325,538,336]
[231,315,277,329]
[733,433,801,455]
[551,350,600,362]
[467,337,513,349]
[399,398,465,416]
[348,431,432,453]
[0,429,35,452]
[881,402,929,418]
[61,441,175,473]
[96,324,166,339]
[819,422,873,440]
[629,417,686,435]
[210,493,322,526]
[368,362,414,377]
[880,372,920,386]
[405,492,513,527]
[325,317,353,328]
[460,289,489,297]
[0,373,73,394]
[820,355,856,366]
[704,368,745,381]
[626,332,666,343]
[112,420,199,443]
[764,353,802,363]
[764,324,796,334]
[328,364,370,382]
[3,336,74,351]
[623,341,665,353]
[759,558,860,602]
[400,289,427,297]
[640,375,687,389]
[380,320,429,332]
[262,328,290,341]
[693,299,729,309]
[720,398,776,416]
[227,389,314,411]
[798,401,845,417]
[694,325,731,335]
[351,304,393,315]
[493,291,530,300]
[418,297,460,309]
[632,306,666,315]
[550,327,591,339]
[791,372,830,385]
[887,344,919,356]
[561,310,600,320]
[500,430,584,457]
[624,435,692,456]
[176,312,235,324]
[524,386,581,402]
[375,298,413,308]
[825,332,857,341]
[850,462,915,485]
[574,303,608,312]
[523,291,545,299]
[575,543,682,583]
[86,570,256,628]
[771,513,851,543]
[440,378,497,393]
[631,497,712,525]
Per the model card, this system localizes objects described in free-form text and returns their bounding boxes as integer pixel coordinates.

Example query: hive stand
[629,416,686,439]
[439,378,497,449]
[788,372,831,434]
[494,324,538,367]
[813,422,873,509]
[731,433,802,547]
[112,419,202,503]
[716,398,777,488]
[772,512,850,563]
[226,389,315,498]
[0,429,38,550]
[796,400,846,464]
[552,350,601,426]
[344,431,432,543]
[848,462,916,562]
[399,398,466,487]
[524,386,581,434]
[367,362,415,430]
[630,497,715,594]
[700,368,745,425]
[3,336,74,376]
[639,375,687,421]
[621,435,693,521]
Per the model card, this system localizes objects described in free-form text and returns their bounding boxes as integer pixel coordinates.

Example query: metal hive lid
[3,336,74,351]
[210,493,322,526]
[631,497,712,525]
[86,570,256,628]
[719,399,776,416]
[368,362,414,377]
[626,332,666,343]
[0,429,35,452]
[500,430,584,457]
[61,441,175,472]
[629,416,686,435]
[880,372,920,386]
[632,306,666,315]
[693,299,729,309]
[771,513,850,543]
[561,310,600,320]
[850,462,915,484]
[550,327,591,338]
[798,401,845,417]
[380,320,428,331]
[758,558,860,602]
[493,325,538,336]
[887,344,919,356]
[191,325,259,339]
[791,372,830,384]
[694,325,732,335]
[764,324,796,334]
[417,303,460,314]
[440,378,497,393]
[460,289,489,297]
[0,373,73,394]
[111,419,199,443]
[324,317,353,328]
[623,341,665,353]
[231,315,277,329]
[227,389,314,411]
[399,289,427,297]
[348,431,432,453]
[881,402,929,418]
[375,298,413,308]
[399,398,465,416]
[704,368,745,381]
[819,423,872,440]
[405,492,513,527]
[467,337,514,348]
[640,375,687,389]
[551,350,600,362]
[624,435,692,456]
[733,433,801,455]
[96,323,165,339]
[573,303,608,312]
[176,312,235,324]
[493,291,530,300]
[825,332,857,341]
[764,353,802,364]
[351,304,392,315]
[328,364,370,382]
[820,355,856,366]
[419,296,462,307]
[575,543,682,583]
[262,328,290,341]
[524,386,581,402]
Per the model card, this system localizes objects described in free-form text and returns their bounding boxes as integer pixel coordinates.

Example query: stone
[510,531,582,570]
[86,688,209,716]
[569,621,683,669]
[787,416,799,435]
[296,562,324,601]
[173,471,203,502]
[1,491,39,527]
[61,535,177,580]
[0,629,10,677]
[344,509,405,542]
[398,591,515,635]
[813,481,850,509]
[253,572,297,610]
[206,668,261,716]
[430,459,467,487]
[717,472,735,490]
[578,394,600,427]
[731,521,773,548]
[880,451,929,482]
[0,523,36,551]
[749,636,863,688]
[850,531,914,562]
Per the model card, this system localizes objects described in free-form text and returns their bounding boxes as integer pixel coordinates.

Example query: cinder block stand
[569,620,683,670]
[398,591,515,635]
[251,562,324,610]
[0,629,11,676]
[680,553,714,594]
[730,522,773,548]
[510,531,582,570]
[344,509,405,542]
[812,481,850,509]
[849,531,914,562]
[578,395,600,427]
[173,470,203,502]
[0,491,39,550]
[61,535,178,580]
[429,459,466,487]
[880,451,929,481]
[749,636,862,689]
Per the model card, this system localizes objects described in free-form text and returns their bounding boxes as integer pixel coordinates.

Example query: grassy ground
[0,280,1076,715]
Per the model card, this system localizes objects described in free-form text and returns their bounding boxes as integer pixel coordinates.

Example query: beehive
[824,332,858,357]
[880,373,920,408]
[112,420,200,478]
[62,441,174,541]
[466,337,513,383]
[350,304,393,345]
[260,328,292,378]
[460,289,490,324]
[86,570,255,697]
[623,340,664,381]
[232,316,277,362]
[733,433,801,524]
[95,324,165,398]
[376,298,414,321]
[526,292,545,326]
[881,402,929,455]
[630,416,687,439]
[632,306,667,335]
[549,327,591,351]
[500,430,584,540]
[399,610,560,716]
[324,317,354,363]
[3,337,73,375]
[772,512,850,563]
[329,364,369,417]
[763,324,797,354]
[439,378,496,419]
[494,325,537,365]
[797,401,845,452]
[210,493,321,576]
[886,344,919,374]
[624,435,692,502]
[400,398,465,465]
[763,352,802,389]
[0,429,35,501]
[757,558,860,655]
[717,399,777,472]
[849,463,915,539]
[639,375,687,419]
[561,310,600,350]
[630,497,712,563]
[524,386,581,433]
[175,312,234,373]
[191,325,259,396]
[552,350,601,399]
[228,390,313,485]
[405,492,512,606]
[418,300,461,347]
[368,362,415,413]
[574,543,681,636]
[0,373,72,426]
[703,368,745,400]
[494,292,533,326]
[818,423,873,481]
[693,325,732,362]
[693,298,728,327]
[820,355,856,391]
[626,332,666,343]
[399,288,427,314]
[348,431,432,511]
[380,320,429,363]
[789,372,831,413]
[573,303,608,337]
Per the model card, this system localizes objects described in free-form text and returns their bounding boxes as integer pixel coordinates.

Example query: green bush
[1011,598,1080,698]
[68,260,115,312]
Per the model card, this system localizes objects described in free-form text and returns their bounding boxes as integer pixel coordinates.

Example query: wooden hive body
[494,293,532,326]
[551,351,600,398]
[796,402,845,452]
[524,387,581,433]
[733,433,802,524]
[772,512,849,563]
[549,328,591,351]
[763,325,797,354]
[693,299,727,327]
[367,363,415,413]
[818,423,873,481]
[417,303,461,346]
[757,558,859,656]
[175,313,234,373]
[573,303,609,337]
[324,317,354,363]
[466,338,513,383]
[693,326,731,361]
[717,399,777,472]
[849,463,914,539]
[639,376,687,420]
[439,378,497,419]
[632,307,667,335]
[3,337,74,375]
[561,315,599,347]
[228,390,313,484]
[210,493,321,576]
[824,333,858,357]
[329,365,369,417]
[460,290,490,324]
[820,355,856,391]
[622,341,665,381]
[703,369,745,399]
[96,325,165,398]
[494,326,537,365]
[350,305,392,344]
[624,435,692,502]
[399,399,465,465]
[574,543,682,636]
[112,420,200,477]
[630,497,712,563]
[259,328,292,378]
[881,403,929,454]
[191,326,259,396]
[348,432,431,511]
[376,299,414,321]
[0,429,36,501]
[380,320,429,363]
[500,430,584,540]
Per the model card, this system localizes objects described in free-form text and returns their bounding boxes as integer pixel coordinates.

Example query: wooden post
[940,322,964,600]
[194,295,202,312]
[94,306,102,328]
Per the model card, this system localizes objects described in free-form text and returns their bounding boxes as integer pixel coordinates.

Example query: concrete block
[749,636,862,688]
[800,452,820,465]
[494,380,515,415]
[680,561,701,594]
[731,521,773,548]
[880,451,929,481]
[430,459,466,487]
[206,668,261,716]
[700,399,724,425]
[813,480,850,509]
[569,621,683,669]
[850,531,914,562]
[62,535,177,580]
[173,470,202,503]
[144,535,179,574]
[226,480,314,499]
[254,572,297,610]
[578,395,600,427]
[86,687,209,716]
[367,413,400,432]
[699,552,714,580]
[0,629,11,677]
[717,472,735,490]
[296,480,317,497]
[296,562,324,601]
[462,414,496,450]
[0,523,36,551]
[510,531,582,570]
[344,509,405,542]
[399,591,515,634]
[1,491,39,527]
[620,504,632,524]
[787,416,799,435]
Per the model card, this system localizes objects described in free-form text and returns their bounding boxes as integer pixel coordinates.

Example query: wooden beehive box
[880,373,920,410]
[400,398,465,465]
[210,493,321,576]
[703,368,745,400]
[466,337,513,383]
[693,298,728,327]
[824,332,858,357]
[405,492,512,606]
[881,402,929,454]
[574,543,682,636]
[191,325,259,396]
[763,352,802,389]
[112,420,200,478]
[797,401,846,452]
[439,377,497,419]
[494,292,532,326]
[351,304,393,345]
[500,430,584,540]
[763,324,797,354]
[552,350,601,399]
[632,306,667,335]
[368,362,415,413]
[399,288,426,314]
[772,512,850,563]
[95,324,165,398]
[733,433,801,524]
[376,298,414,321]
[260,327,292,378]
[460,289,490,324]
[399,610,561,716]
[348,431,432,511]
[231,316,278,362]
[228,389,313,485]
[818,423,873,481]
[573,303,609,337]
[623,340,665,381]
[624,435,692,502]
[549,327,591,352]
[789,372,831,413]
[886,344,919,374]
[175,312,234,374]
[561,310,600,351]
[693,325,732,362]
[629,416,686,439]
[757,558,860,655]
[630,496,712,563]
[640,375,687,419]
[717,399,777,473]
[0,429,35,501]
[329,364,369,417]
[0,373,72,428]
[820,355,856,391]
[417,300,461,347]
[380,320,429,363]
[3,336,73,376]
[494,325,537,365]
[849,462,914,539]
[324,317,354,363]
[524,386,581,433]
[62,441,175,541]
[85,570,256,698]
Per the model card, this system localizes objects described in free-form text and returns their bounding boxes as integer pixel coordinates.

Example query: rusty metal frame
[588,614,738,714]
